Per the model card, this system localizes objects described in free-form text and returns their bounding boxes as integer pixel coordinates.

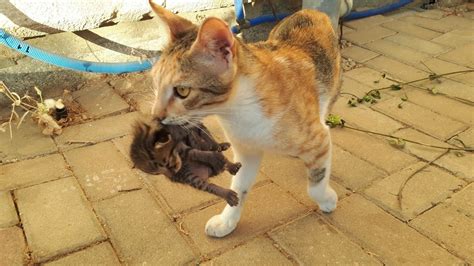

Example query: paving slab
[434,151,474,181]
[364,39,431,66]
[410,200,473,263]
[55,111,138,151]
[364,56,429,82]
[331,145,387,191]
[400,16,457,33]
[447,184,474,217]
[332,96,404,135]
[203,237,292,265]
[182,183,307,255]
[364,161,465,221]
[392,128,452,161]
[126,91,154,113]
[64,142,142,201]
[404,89,474,125]
[331,128,418,174]
[344,15,393,30]
[109,73,154,97]
[418,77,474,103]
[15,177,107,263]
[415,9,445,19]
[72,82,129,118]
[381,20,442,40]
[327,194,463,264]
[44,242,120,266]
[0,192,18,228]
[0,153,71,191]
[259,153,350,207]
[343,26,396,45]
[343,67,398,90]
[270,214,380,265]
[93,190,195,265]
[341,45,379,63]
[0,226,27,265]
[340,75,383,98]
[438,15,474,29]
[373,96,467,140]
[111,135,133,166]
[0,119,57,163]
[414,57,474,86]
[450,127,474,148]
[385,33,451,55]
[438,43,474,68]
[432,29,474,48]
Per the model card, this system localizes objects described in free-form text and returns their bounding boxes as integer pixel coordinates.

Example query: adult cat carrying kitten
[148,0,342,237]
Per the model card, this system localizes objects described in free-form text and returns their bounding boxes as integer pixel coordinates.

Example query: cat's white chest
[216,77,277,150]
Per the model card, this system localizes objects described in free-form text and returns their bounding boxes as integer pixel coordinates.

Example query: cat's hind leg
[205,145,262,237]
[301,127,338,213]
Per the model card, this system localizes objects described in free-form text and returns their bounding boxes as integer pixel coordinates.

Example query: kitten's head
[148,0,237,125]
[130,118,182,176]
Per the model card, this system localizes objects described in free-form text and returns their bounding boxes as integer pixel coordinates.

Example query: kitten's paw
[218,142,231,151]
[225,190,239,206]
[227,162,242,175]
[318,188,338,213]
[205,214,238,238]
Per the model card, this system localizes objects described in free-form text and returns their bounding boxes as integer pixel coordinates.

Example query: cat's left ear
[191,17,235,74]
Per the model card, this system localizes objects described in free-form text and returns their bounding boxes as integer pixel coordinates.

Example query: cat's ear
[191,17,235,74]
[149,0,195,40]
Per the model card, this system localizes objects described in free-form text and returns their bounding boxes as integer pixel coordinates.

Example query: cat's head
[148,0,237,125]
[130,118,182,177]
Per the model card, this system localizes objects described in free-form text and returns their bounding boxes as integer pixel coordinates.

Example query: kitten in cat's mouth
[130,117,241,206]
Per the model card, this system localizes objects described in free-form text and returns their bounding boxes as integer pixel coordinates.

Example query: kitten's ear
[191,17,235,74]
[149,0,195,40]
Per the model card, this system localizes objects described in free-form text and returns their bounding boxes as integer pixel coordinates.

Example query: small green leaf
[347,98,357,107]
[389,138,406,149]
[326,114,345,128]
[390,84,402,91]
[428,73,439,80]
[363,95,372,102]
[373,80,380,84]
[370,90,381,99]
[400,94,408,101]
[429,87,439,95]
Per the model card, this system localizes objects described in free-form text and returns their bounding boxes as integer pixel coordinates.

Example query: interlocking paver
[343,67,394,90]
[15,177,107,263]
[432,29,474,48]
[392,128,452,161]
[434,151,473,181]
[404,89,474,125]
[126,91,154,113]
[270,214,380,265]
[259,153,350,207]
[64,142,142,201]
[332,145,387,191]
[55,111,138,150]
[0,119,57,163]
[109,73,153,96]
[415,9,445,19]
[364,39,431,66]
[0,192,18,228]
[438,15,474,29]
[400,16,457,33]
[364,56,428,82]
[450,127,474,148]
[373,96,468,140]
[0,153,71,191]
[44,242,120,266]
[73,82,129,118]
[438,43,474,67]
[343,26,396,45]
[182,183,307,254]
[327,194,464,264]
[344,15,393,30]
[341,45,379,63]
[448,184,474,217]
[385,33,451,55]
[94,190,195,265]
[411,188,474,263]
[364,161,465,221]
[381,20,442,40]
[0,226,27,265]
[331,128,418,174]
[204,237,292,265]
[418,77,474,104]
[111,135,133,165]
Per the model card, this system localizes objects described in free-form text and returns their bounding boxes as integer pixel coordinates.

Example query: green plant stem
[342,124,473,152]
[340,92,361,99]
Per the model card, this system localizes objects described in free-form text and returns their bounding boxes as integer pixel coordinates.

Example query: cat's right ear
[149,0,196,41]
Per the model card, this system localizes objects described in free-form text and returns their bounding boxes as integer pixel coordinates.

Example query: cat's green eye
[174,86,191,99]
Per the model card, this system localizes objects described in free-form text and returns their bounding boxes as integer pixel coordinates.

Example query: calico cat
[148,0,342,237]
[130,118,242,206]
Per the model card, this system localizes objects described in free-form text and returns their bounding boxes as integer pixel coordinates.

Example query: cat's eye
[173,86,191,99]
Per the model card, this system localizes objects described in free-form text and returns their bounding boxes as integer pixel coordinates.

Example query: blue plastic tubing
[0,0,412,74]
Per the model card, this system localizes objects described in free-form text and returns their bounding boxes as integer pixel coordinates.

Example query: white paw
[318,188,338,213]
[205,214,238,238]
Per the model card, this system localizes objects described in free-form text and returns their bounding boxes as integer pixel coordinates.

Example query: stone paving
[0,6,473,266]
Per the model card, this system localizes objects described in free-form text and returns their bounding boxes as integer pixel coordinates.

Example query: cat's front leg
[205,145,262,237]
